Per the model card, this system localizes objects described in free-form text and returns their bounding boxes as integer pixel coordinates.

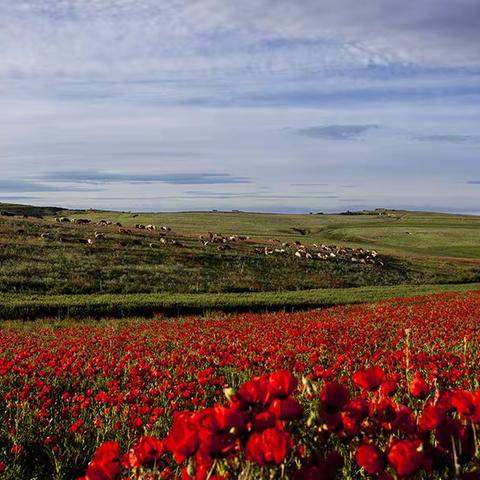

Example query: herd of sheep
[1,212,384,267]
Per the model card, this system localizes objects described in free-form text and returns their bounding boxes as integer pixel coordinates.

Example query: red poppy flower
[356,443,386,475]
[245,427,291,465]
[237,375,271,405]
[293,451,344,480]
[435,417,463,450]
[196,406,244,459]
[451,390,476,418]
[252,411,277,432]
[344,398,369,422]
[122,436,164,469]
[268,370,298,399]
[375,398,397,425]
[269,396,304,420]
[197,405,245,434]
[418,404,445,431]
[409,373,429,398]
[392,405,417,435]
[379,379,398,397]
[353,366,385,391]
[388,439,423,476]
[82,441,122,480]
[165,411,199,463]
[319,382,350,411]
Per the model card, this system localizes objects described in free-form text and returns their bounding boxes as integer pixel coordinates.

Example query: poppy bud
[223,387,236,403]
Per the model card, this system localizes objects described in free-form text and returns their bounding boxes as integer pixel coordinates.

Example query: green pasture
[1,203,480,314]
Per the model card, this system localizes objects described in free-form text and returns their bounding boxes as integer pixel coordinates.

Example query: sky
[1,0,479,213]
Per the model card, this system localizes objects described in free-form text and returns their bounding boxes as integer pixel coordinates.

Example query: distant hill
[0,202,65,217]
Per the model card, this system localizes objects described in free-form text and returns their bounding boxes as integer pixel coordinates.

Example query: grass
[0,209,447,296]
[2,203,480,318]
[63,208,480,256]
[1,282,479,320]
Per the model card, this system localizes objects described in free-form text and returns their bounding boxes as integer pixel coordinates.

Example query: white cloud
[1,0,480,84]
[1,1,480,212]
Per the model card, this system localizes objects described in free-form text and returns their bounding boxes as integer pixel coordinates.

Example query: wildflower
[245,427,291,465]
[356,443,385,475]
[353,366,385,391]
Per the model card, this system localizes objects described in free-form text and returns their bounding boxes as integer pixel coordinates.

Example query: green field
[1,202,480,318]
[59,208,480,256]
[1,282,480,320]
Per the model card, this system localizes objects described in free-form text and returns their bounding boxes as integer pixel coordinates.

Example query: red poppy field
[2,291,480,479]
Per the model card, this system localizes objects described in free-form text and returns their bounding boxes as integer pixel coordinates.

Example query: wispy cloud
[184,191,338,199]
[290,183,329,186]
[295,124,378,140]
[0,180,97,193]
[38,171,252,185]
[415,134,479,143]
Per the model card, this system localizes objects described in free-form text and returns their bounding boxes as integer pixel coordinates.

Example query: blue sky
[1,0,479,213]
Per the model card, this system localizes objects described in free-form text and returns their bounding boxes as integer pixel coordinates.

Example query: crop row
[1,282,480,319]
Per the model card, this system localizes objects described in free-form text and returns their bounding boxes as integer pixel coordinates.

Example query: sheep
[145,225,156,231]
[40,232,51,240]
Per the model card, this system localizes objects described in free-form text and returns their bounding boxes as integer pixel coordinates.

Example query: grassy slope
[0,216,423,295]
[58,208,480,287]
[63,208,480,258]
[4,202,480,259]
[1,203,480,318]
[1,282,480,320]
